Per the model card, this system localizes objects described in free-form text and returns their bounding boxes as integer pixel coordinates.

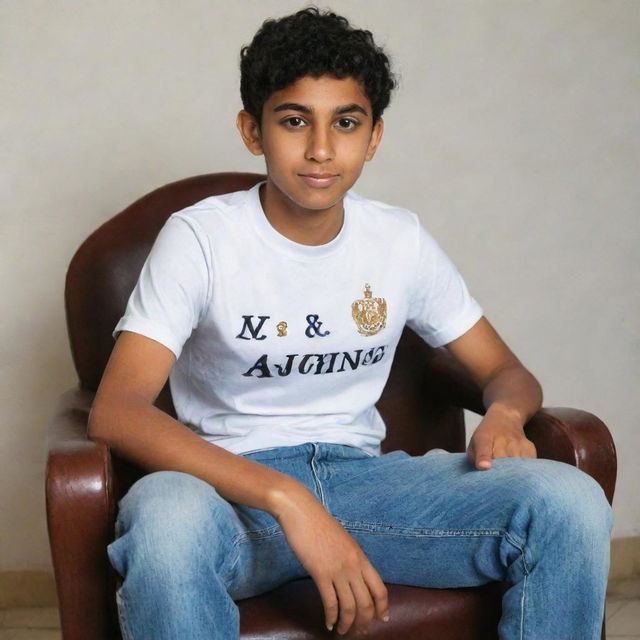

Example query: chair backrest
[65,172,466,456]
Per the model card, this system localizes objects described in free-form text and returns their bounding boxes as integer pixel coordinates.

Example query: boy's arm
[89,330,389,635]
[445,317,543,470]
[89,330,300,509]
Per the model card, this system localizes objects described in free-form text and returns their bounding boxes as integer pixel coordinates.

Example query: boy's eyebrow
[335,103,368,116]
[273,102,369,116]
[273,102,312,114]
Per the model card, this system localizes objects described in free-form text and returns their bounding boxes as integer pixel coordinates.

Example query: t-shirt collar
[247,182,351,260]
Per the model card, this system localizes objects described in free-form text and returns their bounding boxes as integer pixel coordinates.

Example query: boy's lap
[238,443,585,535]
[318,450,578,532]
[302,451,556,587]
[113,447,587,595]
[117,449,581,540]
[230,450,524,594]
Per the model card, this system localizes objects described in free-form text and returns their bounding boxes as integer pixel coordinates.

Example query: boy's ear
[365,118,384,162]
[236,110,264,156]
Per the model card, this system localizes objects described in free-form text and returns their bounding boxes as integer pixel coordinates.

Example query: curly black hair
[240,7,396,124]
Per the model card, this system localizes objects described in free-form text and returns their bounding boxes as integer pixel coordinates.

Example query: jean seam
[501,531,529,640]
[311,443,327,507]
[221,534,242,587]
[224,527,286,589]
[115,587,134,640]
[336,517,506,538]
[520,573,527,640]
[235,524,282,541]
[503,530,530,575]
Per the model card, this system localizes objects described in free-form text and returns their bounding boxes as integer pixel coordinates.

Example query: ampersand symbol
[305,314,330,338]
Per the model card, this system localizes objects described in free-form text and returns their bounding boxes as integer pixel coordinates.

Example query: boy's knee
[517,460,613,538]
[120,471,215,522]
[114,471,238,567]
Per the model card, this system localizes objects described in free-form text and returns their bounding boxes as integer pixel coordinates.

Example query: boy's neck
[259,182,345,247]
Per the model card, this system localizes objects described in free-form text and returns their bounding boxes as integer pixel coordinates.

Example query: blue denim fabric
[108,443,613,639]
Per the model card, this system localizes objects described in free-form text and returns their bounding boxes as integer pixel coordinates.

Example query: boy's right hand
[272,486,389,636]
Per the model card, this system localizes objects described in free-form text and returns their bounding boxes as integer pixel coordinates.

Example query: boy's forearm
[481,364,543,428]
[88,400,310,517]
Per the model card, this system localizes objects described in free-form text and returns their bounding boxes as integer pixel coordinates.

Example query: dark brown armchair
[46,172,616,640]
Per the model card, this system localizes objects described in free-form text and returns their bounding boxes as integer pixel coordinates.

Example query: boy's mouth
[298,173,340,188]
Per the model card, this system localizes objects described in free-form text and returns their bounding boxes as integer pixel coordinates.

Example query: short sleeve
[406,223,483,347]
[113,214,211,359]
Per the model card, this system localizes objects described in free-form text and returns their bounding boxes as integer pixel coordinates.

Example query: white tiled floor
[0,578,638,638]
[607,578,640,639]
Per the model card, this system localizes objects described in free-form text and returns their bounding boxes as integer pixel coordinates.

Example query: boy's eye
[283,116,306,128]
[336,118,358,130]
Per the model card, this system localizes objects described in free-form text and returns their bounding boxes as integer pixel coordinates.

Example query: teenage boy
[90,8,613,640]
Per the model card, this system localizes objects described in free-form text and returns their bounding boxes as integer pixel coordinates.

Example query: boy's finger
[348,576,376,632]
[506,440,521,457]
[492,440,509,459]
[471,435,493,470]
[334,578,357,635]
[362,563,389,622]
[315,576,339,631]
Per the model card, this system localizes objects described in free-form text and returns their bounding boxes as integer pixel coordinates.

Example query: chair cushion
[238,578,504,639]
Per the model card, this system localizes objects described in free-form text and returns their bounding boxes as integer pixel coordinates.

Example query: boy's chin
[268,180,349,214]
[289,191,346,213]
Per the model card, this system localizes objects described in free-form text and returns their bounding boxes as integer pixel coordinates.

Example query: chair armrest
[46,386,114,640]
[524,408,617,505]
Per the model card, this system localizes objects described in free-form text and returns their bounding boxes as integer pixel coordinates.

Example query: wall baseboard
[1,537,638,608]
[610,536,640,582]
[0,571,57,608]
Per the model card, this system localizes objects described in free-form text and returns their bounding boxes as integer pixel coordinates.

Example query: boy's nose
[305,128,334,162]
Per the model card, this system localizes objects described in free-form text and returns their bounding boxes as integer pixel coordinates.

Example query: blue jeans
[108,443,613,639]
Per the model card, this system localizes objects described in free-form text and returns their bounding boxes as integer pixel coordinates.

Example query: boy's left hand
[467,408,537,470]
[445,316,542,471]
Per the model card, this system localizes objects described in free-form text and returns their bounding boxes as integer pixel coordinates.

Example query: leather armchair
[46,172,616,639]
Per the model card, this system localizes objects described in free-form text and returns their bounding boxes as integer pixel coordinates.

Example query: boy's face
[237,75,383,220]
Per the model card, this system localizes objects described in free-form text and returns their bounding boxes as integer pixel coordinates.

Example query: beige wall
[1,0,638,571]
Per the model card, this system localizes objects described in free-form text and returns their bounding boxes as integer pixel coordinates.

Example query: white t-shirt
[114,183,482,456]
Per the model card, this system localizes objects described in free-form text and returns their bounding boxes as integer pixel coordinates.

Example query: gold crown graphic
[351,284,387,336]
